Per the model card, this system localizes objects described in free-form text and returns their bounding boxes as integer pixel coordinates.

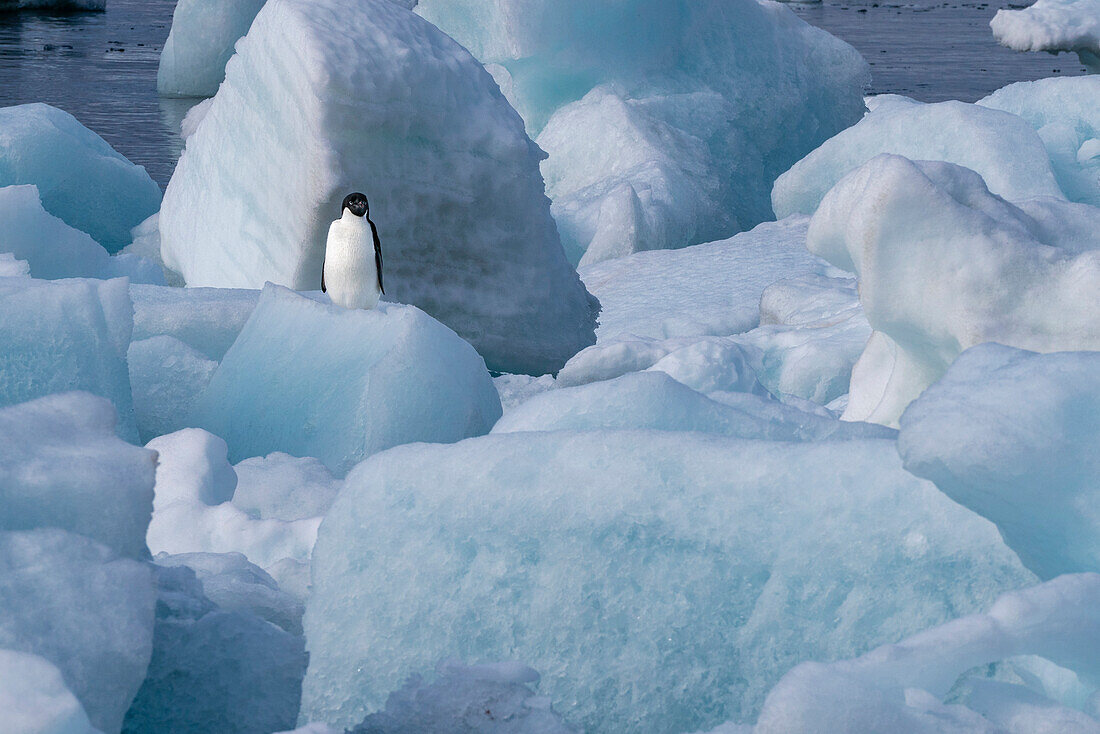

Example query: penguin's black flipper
[321,260,327,293]
[370,218,384,295]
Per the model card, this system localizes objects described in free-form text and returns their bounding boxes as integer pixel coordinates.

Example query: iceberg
[302,431,1033,732]
[0,104,161,252]
[991,0,1100,73]
[772,99,1065,218]
[159,0,597,374]
[122,561,307,734]
[0,276,139,441]
[898,344,1100,580]
[978,76,1100,207]
[157,0,267,97]
[0,649,102,734]
[806,155,1100,426]
[130,283,258,362]
[416,0,869,262]
[189,286,501,475]
[0,528,155,734]
[752,574,1100,733]
[0,185,163,283]
[0,393,155,560]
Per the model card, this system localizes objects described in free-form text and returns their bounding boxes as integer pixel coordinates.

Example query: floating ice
[130,283,258,361]
[0,393,155,560]
[991,0,1100,73]
[349,661,575,734]
[0,104,161,252]
[121,214,185,287]
[578,217,827,343]
[0,276,139,441]
[416,0,869,261]
[752,573,1100,733]
[0,649,102,734]
[899,344,1100,580]
[492,371,891,442]
[772,99,1065,218]
[146,429,321,581]
[807,155,1100,426]
[0,185,163,283]
[302,431,1033,731]
[232,452,342,523]
[160,0,597,374]
[0,528,155,734]
[979,76,1100,207]
[190,286,501,474]
[128,336,218,442]
[122,561,307,734]
[157,0,267,97]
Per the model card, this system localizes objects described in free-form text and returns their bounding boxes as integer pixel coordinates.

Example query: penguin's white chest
[324,215,379,310]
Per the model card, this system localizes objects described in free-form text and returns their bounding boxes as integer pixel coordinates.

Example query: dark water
[0,0,1091,189]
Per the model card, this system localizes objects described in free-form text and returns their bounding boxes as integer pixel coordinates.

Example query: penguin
[321,192,385,310]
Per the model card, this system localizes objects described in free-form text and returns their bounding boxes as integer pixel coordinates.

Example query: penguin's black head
[342,192,369,218]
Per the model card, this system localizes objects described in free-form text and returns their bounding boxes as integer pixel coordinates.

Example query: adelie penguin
[322,192,385,310]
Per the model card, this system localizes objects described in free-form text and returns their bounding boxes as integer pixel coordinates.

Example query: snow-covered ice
[232,452,342,524]
[122,561,306,734]
[302,431,1032,732]
[0,649,102,734]
[349,661,575,734]
[128,336,218,442]
[189,286,501,475]
[157,0,267,97]
[773,99,1065,218]
[159,0,597,374]
[0,104,161,252]
[807,155,1100,426]
[0,276,139,441]
[991,0,1100,73]
[416,0,869,262]
[0,528,155,734]
[751,573,1100,733]
[146,429,322,584]
[492,371,892,442]
[978,76,1100,207]
[0,393,155,560]
[0,185,163,283]
[899,344,1100,580]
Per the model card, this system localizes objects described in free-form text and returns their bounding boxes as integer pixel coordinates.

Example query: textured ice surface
[899,345,1100,580]
[157,0,267,97]
[121,214,185,287]
[160,0,597,374]
[492,371,891,442]
[0,528,155,734]
[350,662,575,734]
[155,551,304,635]
[979,77,1100,207]
[130,283,258,361]
[772,99,1065,218]
[0,185,163,283]
[0,276,138,441]
[190,286,501,474]
[578,217,827,342]
[807,155,1100,426]
[146,429,322,577]
[752,574,1100,733]
[0,393,155,560]
[0,252,29,277]
[417,0,868,262]
[0,104,160,251]
[232,452,342,523]
[0,649,102,734]
[991,0,1100,72]
[128,336,218,442]
[122,562,307,734]
[302,431,1033,732]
